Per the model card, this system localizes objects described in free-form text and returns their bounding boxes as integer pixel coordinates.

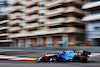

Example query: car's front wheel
[41,56,50,62]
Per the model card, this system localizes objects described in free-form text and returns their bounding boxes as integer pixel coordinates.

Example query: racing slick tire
[56,57,63,62]
[80,56,87,63]
[41,56,50,62]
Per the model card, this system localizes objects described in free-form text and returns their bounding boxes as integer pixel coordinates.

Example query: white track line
[10,58,29,60]
[89,53,100,57]
[0,55,29,61]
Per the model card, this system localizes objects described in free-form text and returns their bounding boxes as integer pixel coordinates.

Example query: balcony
[9,0,19,5]
[64,0,84,5]
[0,20,10,24]
[45,0,83,7]
[64,27,83,33]
[0,40,12,42]
[82,1,100,9]
[88,31,100,38]
[65,6,85,14]
[57,41,65,44]
[0,27,9,30]
[25,23,39,29]
[0,33,9,37]
[25,15,39,21]
[9,20,25,25]
[9,13,25,20]
[45,0,63,7]
[65,17,83,23]
[21,0,40,6]
[46,17,83,25]
[20,30,28,34]
[25,6,39,13]
[46,7,84,16]
[82,13,100,21]
[9,13,24,18]
[8,27,21,32]
[9,6,24,12]
[9,27,84,38]
[46,18,65,25]
[9,16,21,20]
[46,8,65,16]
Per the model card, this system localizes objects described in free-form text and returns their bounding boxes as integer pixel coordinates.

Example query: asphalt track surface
[0,51,100,67]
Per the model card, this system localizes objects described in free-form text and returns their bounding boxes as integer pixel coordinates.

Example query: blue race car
[39,50,91,63]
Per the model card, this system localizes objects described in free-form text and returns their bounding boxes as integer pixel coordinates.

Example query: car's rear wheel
[80,56,87,63]
[41,56,50,62]
[56,57,63,62]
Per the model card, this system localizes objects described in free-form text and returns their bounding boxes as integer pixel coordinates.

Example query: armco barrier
[0,47,100,52]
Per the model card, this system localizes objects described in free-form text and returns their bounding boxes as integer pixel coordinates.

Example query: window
[94,27,100,30]
[59,44,63,47]
[18,39,25,47]
[25,39,32,47]
[37,38,43,47]
[76,36,85,41]
[46,37,53,47]
[91,10,100,14]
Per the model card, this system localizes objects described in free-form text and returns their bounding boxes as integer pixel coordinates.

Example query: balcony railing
[0,33,9,36]
[46,8,65,15]
[65,17,83,23]
[25,23,39,29]
[82,13,100,21]
[9,13,25,20]
[82,1,100,9]
[45,0,83,7]
[46,18,65,25]
[64,0,84,5]
[0,20,10,24]
[9,0,19,4]
[0,40,12,42]
[65,6,85,14]
[65,27,83,33]
[25,6,39,13]
[46,17,83,25]
[8,27,21,32]
[9,6,24,12]
[9,16,21,20]
[9,20,25,25]
[25,15,39,21]
[9,13,24,18]
[0,27,9,30]
[46,7,84,16]
[21,0,40,6]
[45,0,63,7]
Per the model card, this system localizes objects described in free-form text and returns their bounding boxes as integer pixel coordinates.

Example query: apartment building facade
[82,0,100,46]
[0,0,12,47]
[8,0,85,47]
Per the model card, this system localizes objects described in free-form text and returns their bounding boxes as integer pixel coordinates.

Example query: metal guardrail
[0,47,100,52]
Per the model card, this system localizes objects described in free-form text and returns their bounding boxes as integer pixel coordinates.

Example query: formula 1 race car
[38,50,91,63]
